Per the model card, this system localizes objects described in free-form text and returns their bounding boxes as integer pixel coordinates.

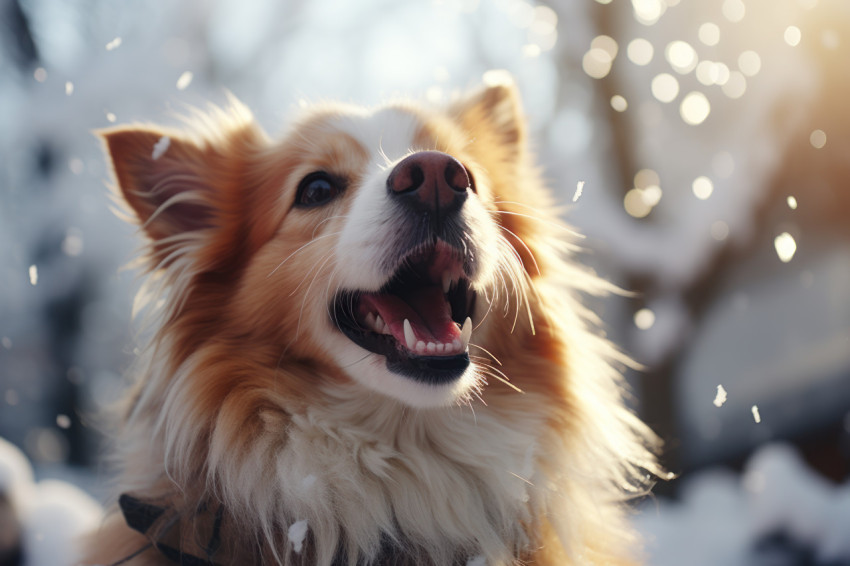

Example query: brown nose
[387,151,470,215]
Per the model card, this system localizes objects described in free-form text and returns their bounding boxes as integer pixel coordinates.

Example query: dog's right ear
[98,126,215,243]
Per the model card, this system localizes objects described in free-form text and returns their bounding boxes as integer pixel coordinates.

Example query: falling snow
[288,519,309,553]
[713,384,727,408]
[572,180,585,202]
[105,37,122,51]
[152,136,171,160]
[176,71,194,90]
[752,405,761,424]
[28,265,38,286]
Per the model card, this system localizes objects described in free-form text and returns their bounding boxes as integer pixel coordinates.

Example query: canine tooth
[403,319,416,350]
[415,341,426,354]
[364,312,376,331]
[460,317,472,350]
[427,342,436,354]
[374,314,385,332]
[442,271,452,294]
[436,343,445,354]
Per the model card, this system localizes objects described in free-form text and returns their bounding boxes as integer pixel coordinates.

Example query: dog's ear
[451,72,527,163]
[98,126,216,243]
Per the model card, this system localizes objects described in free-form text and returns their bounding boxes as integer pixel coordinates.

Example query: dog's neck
[182,382,551,564]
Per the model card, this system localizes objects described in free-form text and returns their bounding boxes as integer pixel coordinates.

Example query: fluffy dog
[83,76,660,565]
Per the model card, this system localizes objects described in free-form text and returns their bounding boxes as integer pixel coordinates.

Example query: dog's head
[101,77,549,408]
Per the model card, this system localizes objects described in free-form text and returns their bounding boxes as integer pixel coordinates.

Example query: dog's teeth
[415,341,426,354]
[442,271,452,294]
[403,319,416,350]
[460,317,472,350]
[427,342,436,354]
[364,312,376,331]
[374,314,385,332]
[436,343,445,354]
[452,339,462,351]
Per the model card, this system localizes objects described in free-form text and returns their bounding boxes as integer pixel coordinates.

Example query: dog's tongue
[361,287,460,346]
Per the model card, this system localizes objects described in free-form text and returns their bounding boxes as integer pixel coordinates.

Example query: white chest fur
[266,386,548,565]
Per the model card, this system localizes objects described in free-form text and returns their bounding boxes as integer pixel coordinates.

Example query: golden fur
[83,79,660,565]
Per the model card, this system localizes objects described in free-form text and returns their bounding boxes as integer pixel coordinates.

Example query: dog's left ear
[98,126,219,244]
[451,72,527,163]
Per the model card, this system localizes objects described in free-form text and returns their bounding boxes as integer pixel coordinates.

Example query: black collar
[117,493,223,566]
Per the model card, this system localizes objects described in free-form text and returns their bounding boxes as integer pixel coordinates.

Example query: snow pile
[635,443,850,566]
[0,438,102,566]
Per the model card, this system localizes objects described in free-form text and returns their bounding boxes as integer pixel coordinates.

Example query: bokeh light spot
[666,40,698,74]
[651,73,679,103]
[624,189,652,218]
[722,0,746,22]
[583,48,613,79]
[774,232,797,262]
[634,168,660,189]
[680,91,710,125]
[821,29,840,50]
[738,50,761,76]
[711,220,730,241]
[699,22,720,46]
[632,0,665,25]
[627,38,654,65]
[611,95,628,112]
[693,176,714,200]
[722,71,747,98]
[810,129,827,148]
[784,26,802,46]
[592,35,619,59]
[634,308,656,330]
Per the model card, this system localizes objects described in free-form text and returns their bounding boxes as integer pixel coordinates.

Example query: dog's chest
[272,392,547,561]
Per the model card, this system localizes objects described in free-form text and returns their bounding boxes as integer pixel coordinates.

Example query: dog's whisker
[491,200,584,237]
[476,363,522,394]
[311,215,348,238]
[268,231,342,278]
[468,342,502,366]
[294,252,336,341]
[289,248,335,297]
[495,234,537,336]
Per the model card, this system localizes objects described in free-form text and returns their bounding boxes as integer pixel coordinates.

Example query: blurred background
[1,0,849,564]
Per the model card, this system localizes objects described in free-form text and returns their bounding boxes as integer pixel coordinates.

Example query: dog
[83,75,661,566]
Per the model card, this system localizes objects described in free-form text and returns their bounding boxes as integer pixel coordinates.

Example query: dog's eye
[295,172,340,207]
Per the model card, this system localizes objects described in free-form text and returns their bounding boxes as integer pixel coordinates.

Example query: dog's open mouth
[331,240,476,384]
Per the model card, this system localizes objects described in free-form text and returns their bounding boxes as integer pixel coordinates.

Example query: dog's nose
[387,151,470,215]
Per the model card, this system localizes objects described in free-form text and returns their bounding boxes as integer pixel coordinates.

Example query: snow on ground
[635,443,850,566]
[0,438,101,566]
